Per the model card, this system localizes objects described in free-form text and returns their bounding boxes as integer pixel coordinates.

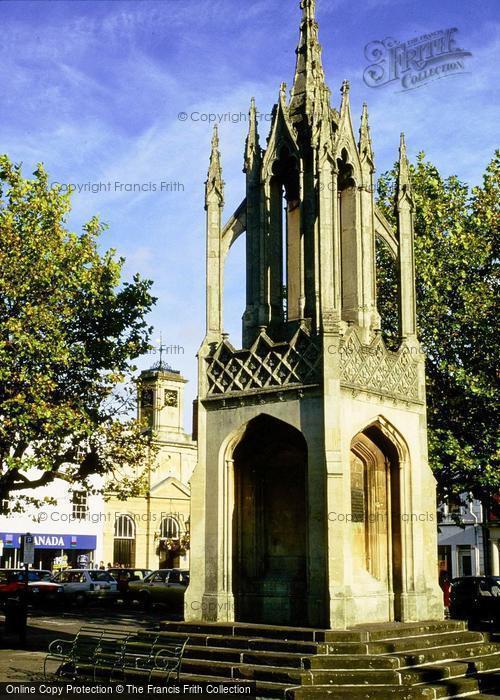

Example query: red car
[0,569,64,607]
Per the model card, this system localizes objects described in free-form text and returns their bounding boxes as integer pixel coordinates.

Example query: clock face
[164,389,178,407]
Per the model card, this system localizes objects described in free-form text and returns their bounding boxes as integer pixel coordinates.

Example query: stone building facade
[438,497,487,579]
[0,483,104,570]
[102,363,197,570]
[185,0,443,629]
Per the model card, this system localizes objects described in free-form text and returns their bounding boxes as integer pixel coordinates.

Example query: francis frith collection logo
[363,27,472,91]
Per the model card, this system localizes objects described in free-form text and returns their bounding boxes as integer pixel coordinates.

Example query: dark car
[0,569,64,607]
[450,576,500,627]
[107,568,152,598]
[128,569,189,610]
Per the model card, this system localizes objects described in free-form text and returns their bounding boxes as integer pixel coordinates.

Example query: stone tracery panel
[206,328,321,396]
[206,327,421,402]
[339,331,421,402]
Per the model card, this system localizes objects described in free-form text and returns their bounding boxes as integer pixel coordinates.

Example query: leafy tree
[376,151,499,501]
[0,156,157,512]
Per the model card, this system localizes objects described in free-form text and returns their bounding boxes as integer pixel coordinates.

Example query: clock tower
[138,361,187,439]
[103,359,197,570]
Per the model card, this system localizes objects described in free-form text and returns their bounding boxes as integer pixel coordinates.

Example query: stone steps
[184,646,309,671]
[308,663,471,686]
[176,672,288,698]
[291,674,500,699]
[354,622,467,642]
[180,657,304,683]
[321,631,485,656]
[157,621,500,699]
[288,686,435,699]
[155,629,320,653]
[423,669,500,698]
[161,620,466,643]
[154,627,481,655]
[306,643,499,669]
[395,642,500,667]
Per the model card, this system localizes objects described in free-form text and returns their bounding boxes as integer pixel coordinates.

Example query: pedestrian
[439,571,451,618]
[99,560,105,570]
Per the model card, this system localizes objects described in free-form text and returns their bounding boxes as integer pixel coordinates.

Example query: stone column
[490,538,500,576]
[397,133,417,340]
[205,126,224,341]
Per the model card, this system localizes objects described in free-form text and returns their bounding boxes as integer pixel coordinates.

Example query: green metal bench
[95,633,187,683]
[45,626,186,684]
[44,626,134,679]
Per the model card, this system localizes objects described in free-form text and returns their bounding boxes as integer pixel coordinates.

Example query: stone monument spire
[186,0,442,632]
[289,0,329,121]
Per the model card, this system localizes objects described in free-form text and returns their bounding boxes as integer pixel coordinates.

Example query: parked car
[107,568,152,598]
[51,568,118,606]
[128,569,189,610]
[0,569,64,607]
[450,576,500,627]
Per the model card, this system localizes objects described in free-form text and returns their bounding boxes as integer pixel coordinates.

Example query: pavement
[0,603,168,682]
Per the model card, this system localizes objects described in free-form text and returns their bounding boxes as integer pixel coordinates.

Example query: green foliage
[376,151,499,499]
[0,156,157,510]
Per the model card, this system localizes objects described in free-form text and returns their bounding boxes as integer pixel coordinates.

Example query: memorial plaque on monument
[351,490,365,523]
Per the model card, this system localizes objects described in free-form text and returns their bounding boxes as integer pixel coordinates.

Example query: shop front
[0,532,97,570]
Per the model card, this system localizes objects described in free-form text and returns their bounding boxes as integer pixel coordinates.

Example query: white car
[51,569,118,606]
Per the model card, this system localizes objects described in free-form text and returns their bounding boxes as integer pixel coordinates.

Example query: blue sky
[1,0,498,427]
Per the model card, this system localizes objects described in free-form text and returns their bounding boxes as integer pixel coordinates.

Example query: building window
[114,514,136,539]
[141,388,154,407]
[458,545,473,577]
[72,492,88,521]
[447,495,463,515]
[113,515,136,567]
[160,516,180,539]
[438,545,452,579]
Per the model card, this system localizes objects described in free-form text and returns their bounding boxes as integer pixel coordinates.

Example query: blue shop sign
[0,533,97,550]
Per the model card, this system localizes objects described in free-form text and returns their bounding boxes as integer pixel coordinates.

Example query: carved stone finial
[397,132,413,203]
[244,97,261,173]
[300,0,316,19]
[211,124,219,149]
[205,125,224,207]
[400,132,407,156]
[358,102,374,168]
[280,82,288,104]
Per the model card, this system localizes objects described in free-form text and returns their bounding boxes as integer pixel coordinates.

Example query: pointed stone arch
[262,91,300,183]
[356,414,411,463]
[261,97,304,331]
[227,414,309,625]
[349,415,409,621]
[336,146,363,324]
[336,146,359,189]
